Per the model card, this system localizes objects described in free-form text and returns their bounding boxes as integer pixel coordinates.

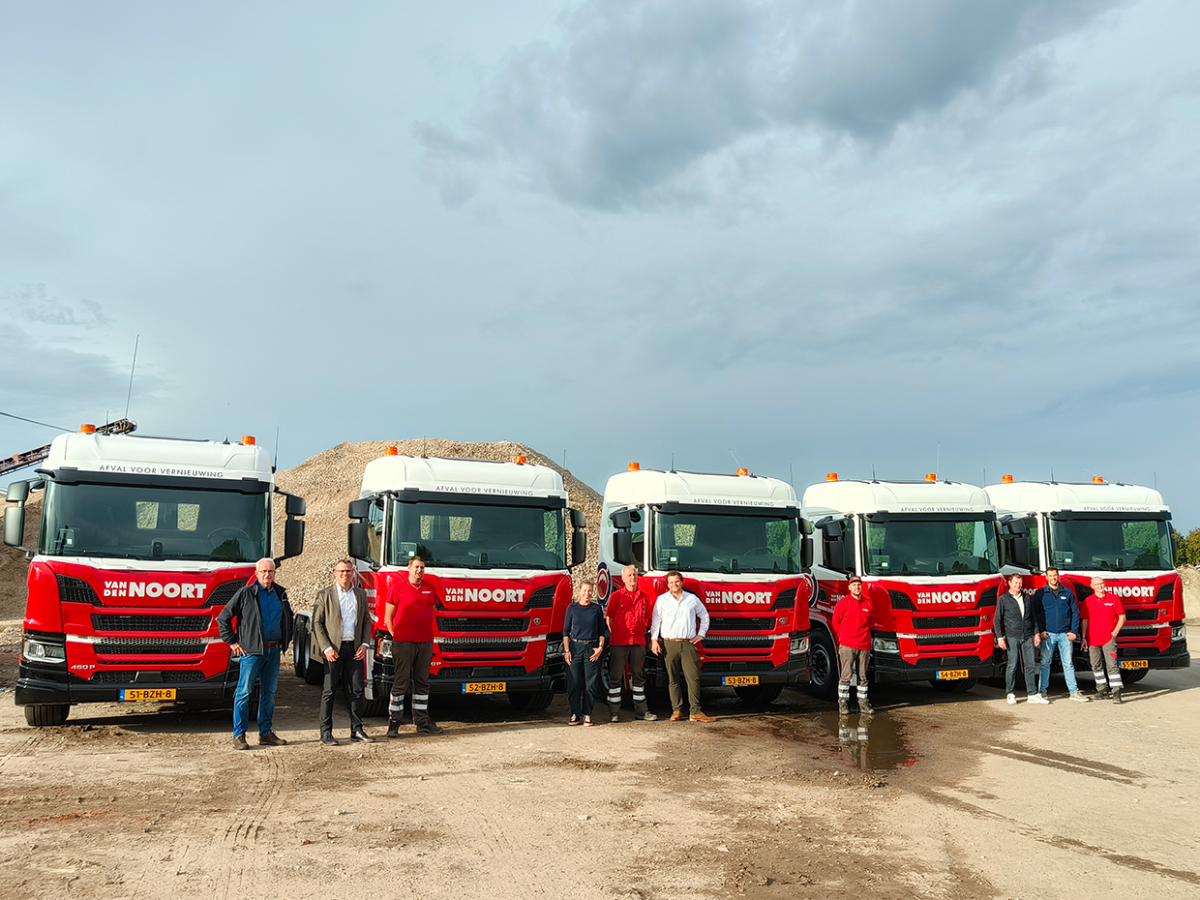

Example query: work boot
[233,733,249,751]
[1112,690,1122,705]
[1095,686,1110,699]
[386,721,401,739]
[858,698,874,715]
[258,731,287,746]
[416,721,445,735]
[838,700,850,715]
[634,712,658,721]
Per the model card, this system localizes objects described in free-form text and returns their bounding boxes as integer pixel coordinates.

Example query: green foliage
[1173,528,1200,567]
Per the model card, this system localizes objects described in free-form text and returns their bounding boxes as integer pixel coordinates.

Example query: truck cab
[987,477,1189,683]
[804,475,1001,698]
[597,465,812,705]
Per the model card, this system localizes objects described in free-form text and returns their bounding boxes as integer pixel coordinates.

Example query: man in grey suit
[312,559,374,744]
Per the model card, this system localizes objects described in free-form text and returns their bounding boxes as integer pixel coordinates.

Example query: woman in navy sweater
[562,579,607,725]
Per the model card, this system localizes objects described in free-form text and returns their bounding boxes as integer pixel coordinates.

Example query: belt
[263,641,279,648]
[663,638,694,642]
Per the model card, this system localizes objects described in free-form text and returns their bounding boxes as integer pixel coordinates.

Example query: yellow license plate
[1120,660,1149,670]
[119,688,176,702]
[722,675,760,686]
[462,682,506,694]
[936,669,969,680]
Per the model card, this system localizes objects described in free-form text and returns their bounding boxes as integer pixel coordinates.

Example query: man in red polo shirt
[604,565,658,723]
[384,555,444,736]
[1084,577,1127,704]
[832,575,873,716]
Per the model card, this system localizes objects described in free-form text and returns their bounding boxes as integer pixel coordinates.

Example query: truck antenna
[789,462,794,487]
[274,427,280,469]
[728,449,741,470]
[1154,470,1158,490]
[935,442,940,481]
[1050,466,1055,483]
[124,334,139,419]
[422,436,427,458]
[562,449,566,470]
[670,452,675,473]
[872,464,876,481]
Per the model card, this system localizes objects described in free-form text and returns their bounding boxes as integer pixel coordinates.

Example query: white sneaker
[1069,691,1090,703]
[1027,694,1050,705]
[1006,693,1017,705]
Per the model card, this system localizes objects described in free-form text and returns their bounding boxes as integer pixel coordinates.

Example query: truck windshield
[863,518,999,576]
[388,502,566,570]
[652,510,801,574]
[38,481,270,562]
[1048,517,1173,572]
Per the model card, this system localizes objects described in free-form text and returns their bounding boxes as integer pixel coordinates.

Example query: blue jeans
[1004,636,1037,695]
[233,646,280,737]
[1038,632,1079,693]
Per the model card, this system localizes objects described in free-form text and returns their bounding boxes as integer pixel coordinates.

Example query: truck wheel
[292,618,309,678]
[24,704,70,727]
[304,653,324,686]
[808,630,837,701]
[508,691,554,713]
[362,695,388,718]
[733,684,783,706]
[930,677,978,693]
[1120,667,1149,685]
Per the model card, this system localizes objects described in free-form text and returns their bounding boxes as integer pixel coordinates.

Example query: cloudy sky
[3,1,1199,526]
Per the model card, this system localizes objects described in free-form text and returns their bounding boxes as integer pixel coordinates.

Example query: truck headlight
[23,636,66,664]
[872,637,899,654]
[545,635,565,659]
[376,635,393,658]
[1171,624,1186,642]
[789,635,809,656]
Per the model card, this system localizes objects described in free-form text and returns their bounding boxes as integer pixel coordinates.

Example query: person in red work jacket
[1084,577,1127,704]
[604,565,658,723]
[384,555,444,737]
[832,575,873,716]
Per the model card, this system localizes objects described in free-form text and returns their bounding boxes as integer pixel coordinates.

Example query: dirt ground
[1,623,1198,900]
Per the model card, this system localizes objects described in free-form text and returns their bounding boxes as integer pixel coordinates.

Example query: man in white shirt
[311,559,375,744]
[650,571,715,722]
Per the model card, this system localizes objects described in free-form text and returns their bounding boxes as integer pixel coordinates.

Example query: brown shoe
[258,731,288,746]
[689,712,716,723]
[669,710,684,721]
[233,733,249,750]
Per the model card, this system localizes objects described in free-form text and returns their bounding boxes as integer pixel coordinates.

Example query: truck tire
[930,677,978,693]
[292,617,310,678]
[508,690,554,713]
[24,704,70,727]
[1120,667,1149,685]
[808,629,837,701]
[733,684,784,705]
[362,695,389,718]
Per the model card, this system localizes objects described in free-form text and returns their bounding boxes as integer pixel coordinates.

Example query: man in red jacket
[832,575,873,715]
[604,565,658,723]
[384,555,444,737]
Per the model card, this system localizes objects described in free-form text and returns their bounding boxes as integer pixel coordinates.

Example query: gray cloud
[426,0,1126,209]
[5,283,112,326]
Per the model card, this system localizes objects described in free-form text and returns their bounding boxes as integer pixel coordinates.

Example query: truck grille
[438,638,525,653]
[203,580,243,608]
[1124,608,1159,621]
[1119,626,1162,638]
[436,616,528,633]
[436,666,526,679]
[889,590,915,611]
[702,635,774,648]
[93,638,208,655]
[57,575,101,605]
[903,654,987,669]
[90,670,208,684]
[92,614,213,633]
[701,661,775,673]
[912,633,982,648]
[710,617,774,631]
[913,615,980,630]
[524,586,557,609]
[770,588,797,610]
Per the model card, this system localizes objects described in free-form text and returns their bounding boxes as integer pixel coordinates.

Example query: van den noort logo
[1106,585,1155,599]
[444,587,527,604]
[103,581,207,599]
[711,591,772,605]
[914,590,975,605]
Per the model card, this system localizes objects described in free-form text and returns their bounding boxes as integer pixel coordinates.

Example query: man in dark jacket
[1033,567,1088,703]
[311,559,374,744]
[217,558,295,749]
[994,573,1049,705]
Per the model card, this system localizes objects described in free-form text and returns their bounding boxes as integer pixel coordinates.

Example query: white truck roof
[43,432,272,483]
[602,469,798,509]
[802,479,992,517]
[986,481,1168,515]
[361,455,567,500]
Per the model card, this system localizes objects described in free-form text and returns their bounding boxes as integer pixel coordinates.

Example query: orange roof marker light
[1001,474,1014,484]
[628,462,641,472]
[736,468,749,477]
[241,435,255,446]
[925,474,937,483]
[514,455,527,465]
[1092,476,1105,484]
[80,424,96,434]
[385,446,399,457]
[826,473,838,482]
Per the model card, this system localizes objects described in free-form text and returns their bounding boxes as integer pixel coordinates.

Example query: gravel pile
[0,441,602,618]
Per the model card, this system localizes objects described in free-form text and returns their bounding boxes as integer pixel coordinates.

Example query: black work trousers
[606,644,649,716]
[320,641,365,738]
[390,640,434,727]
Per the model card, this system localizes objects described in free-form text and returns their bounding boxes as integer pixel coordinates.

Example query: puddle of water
[767,710,918,772]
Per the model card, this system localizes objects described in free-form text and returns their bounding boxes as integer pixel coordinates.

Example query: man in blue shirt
[1033,567,1089,703]
[218,558,295,749]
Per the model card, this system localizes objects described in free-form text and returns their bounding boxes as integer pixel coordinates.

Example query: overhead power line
[0,410,73,432]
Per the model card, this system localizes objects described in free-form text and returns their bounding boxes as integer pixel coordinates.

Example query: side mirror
[1010,536,1030,568]
[282,519,305,560]
[348,521,374,564]
[348,498,372,520]
[6,481,30,503]
[824,539,845,572]
[286,494,306,517]
[799,517,813,536]
[611,510,632,530]
[3,506,26,548]
[613,532,634,566]
[820,519,845,539]
[571,532,587,567]
[800,536,813,569]
[570,508,586,529]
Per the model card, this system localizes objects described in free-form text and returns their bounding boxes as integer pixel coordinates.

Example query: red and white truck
[596,465,813,705]
[290,450,587,712]
[803,475,1002,697]
[987,477,1189,683]
[3,426,306,726]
